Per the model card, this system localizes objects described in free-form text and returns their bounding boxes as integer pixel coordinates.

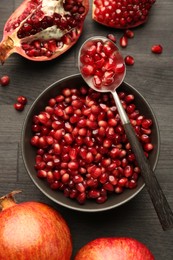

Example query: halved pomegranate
[0,0,89,63]
[92,0,156,29]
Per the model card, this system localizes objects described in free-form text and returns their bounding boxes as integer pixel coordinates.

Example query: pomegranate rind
[0,192,72,260]
[92,0,156,29]
[0,0,89,63]
[74,237,155,260]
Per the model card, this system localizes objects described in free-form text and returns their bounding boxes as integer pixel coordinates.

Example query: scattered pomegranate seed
[124,55,135,66]
[120,36,128,48]
[30,85,154,205]
[124,30,134,39]
[14,103,24,111]
[151,44,163,54]
[17,95,28,105]
[0,75,10,86]
[14,95,28,111]
[107,34,116,43]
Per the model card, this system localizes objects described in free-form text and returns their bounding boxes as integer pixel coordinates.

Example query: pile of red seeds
[80,38,125,89]
[30,84,154,205]
[14,96,27,111]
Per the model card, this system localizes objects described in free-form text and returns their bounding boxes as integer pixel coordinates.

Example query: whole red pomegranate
[0,191,72,260]
[92,0,156,29]
[0,0,89,63]
[75,237,155,260]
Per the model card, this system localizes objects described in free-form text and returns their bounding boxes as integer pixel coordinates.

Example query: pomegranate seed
[108,175,117,185]
[107,34,116,43]
[118,177,128,187]
[37,170,47,178]
[124,165,134,177]
[62,88,71,97]
[151,44,163,54]
[77,192,86,204]
[124,30,134,38]
[76,182,85,193]
[0,75,10,86]
[128,179,137,189]
[68,161,79,170]
[96,196,107,204]
[141,134,150,143]
[125,55,135,66]
[103,182,114,192]
[115,186,123,194]
[142,119,152,129]
[49,98,56,107]
[14,103,24,111]
[17,95,27,105]
[144,143,154,152]
[124,94,134,103]
[88,189,100,199]
[120,36,128,48]
[127,153,136,162]
[81,65,94,76]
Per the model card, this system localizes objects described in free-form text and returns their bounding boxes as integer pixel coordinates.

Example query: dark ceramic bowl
[22,74,160,212]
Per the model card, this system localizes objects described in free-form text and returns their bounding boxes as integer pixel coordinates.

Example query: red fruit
[107,34,116,43]
[0,0,89,63]
[0,75,10,86]
[120,36,128,48]
[14,102,25,111]
[151,44,163,54]
[0,191,72,260]
[74,237,154,260]
[125,55,135,66]
[124,29,134,38]
[92,0,156,29]
[17,95,28,105]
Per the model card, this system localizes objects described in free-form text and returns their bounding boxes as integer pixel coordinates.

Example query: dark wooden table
[0,0,173,259]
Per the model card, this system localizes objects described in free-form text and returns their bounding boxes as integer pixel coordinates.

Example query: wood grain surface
[0,0,173,259]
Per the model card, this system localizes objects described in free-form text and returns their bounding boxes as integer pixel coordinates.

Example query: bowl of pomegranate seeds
[22,74,160,212]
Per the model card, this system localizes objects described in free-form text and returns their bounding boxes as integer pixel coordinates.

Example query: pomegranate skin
[75,237,154,260]
[0,0,89,63]
[92,0,156,29]
[0,195,72,260]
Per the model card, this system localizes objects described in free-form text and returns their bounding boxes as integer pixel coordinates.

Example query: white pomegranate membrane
[80,39,125,90]
[30,85,154,205]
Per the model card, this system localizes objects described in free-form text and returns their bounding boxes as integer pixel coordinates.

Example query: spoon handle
[112,91,173,231]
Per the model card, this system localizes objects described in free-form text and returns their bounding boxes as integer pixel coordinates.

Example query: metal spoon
[78,36,173,231]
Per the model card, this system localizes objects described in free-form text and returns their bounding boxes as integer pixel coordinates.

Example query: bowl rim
[21,73,160,212]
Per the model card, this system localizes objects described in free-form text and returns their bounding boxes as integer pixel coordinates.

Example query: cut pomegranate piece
[0,0,89,63]
[92,0,156,29]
